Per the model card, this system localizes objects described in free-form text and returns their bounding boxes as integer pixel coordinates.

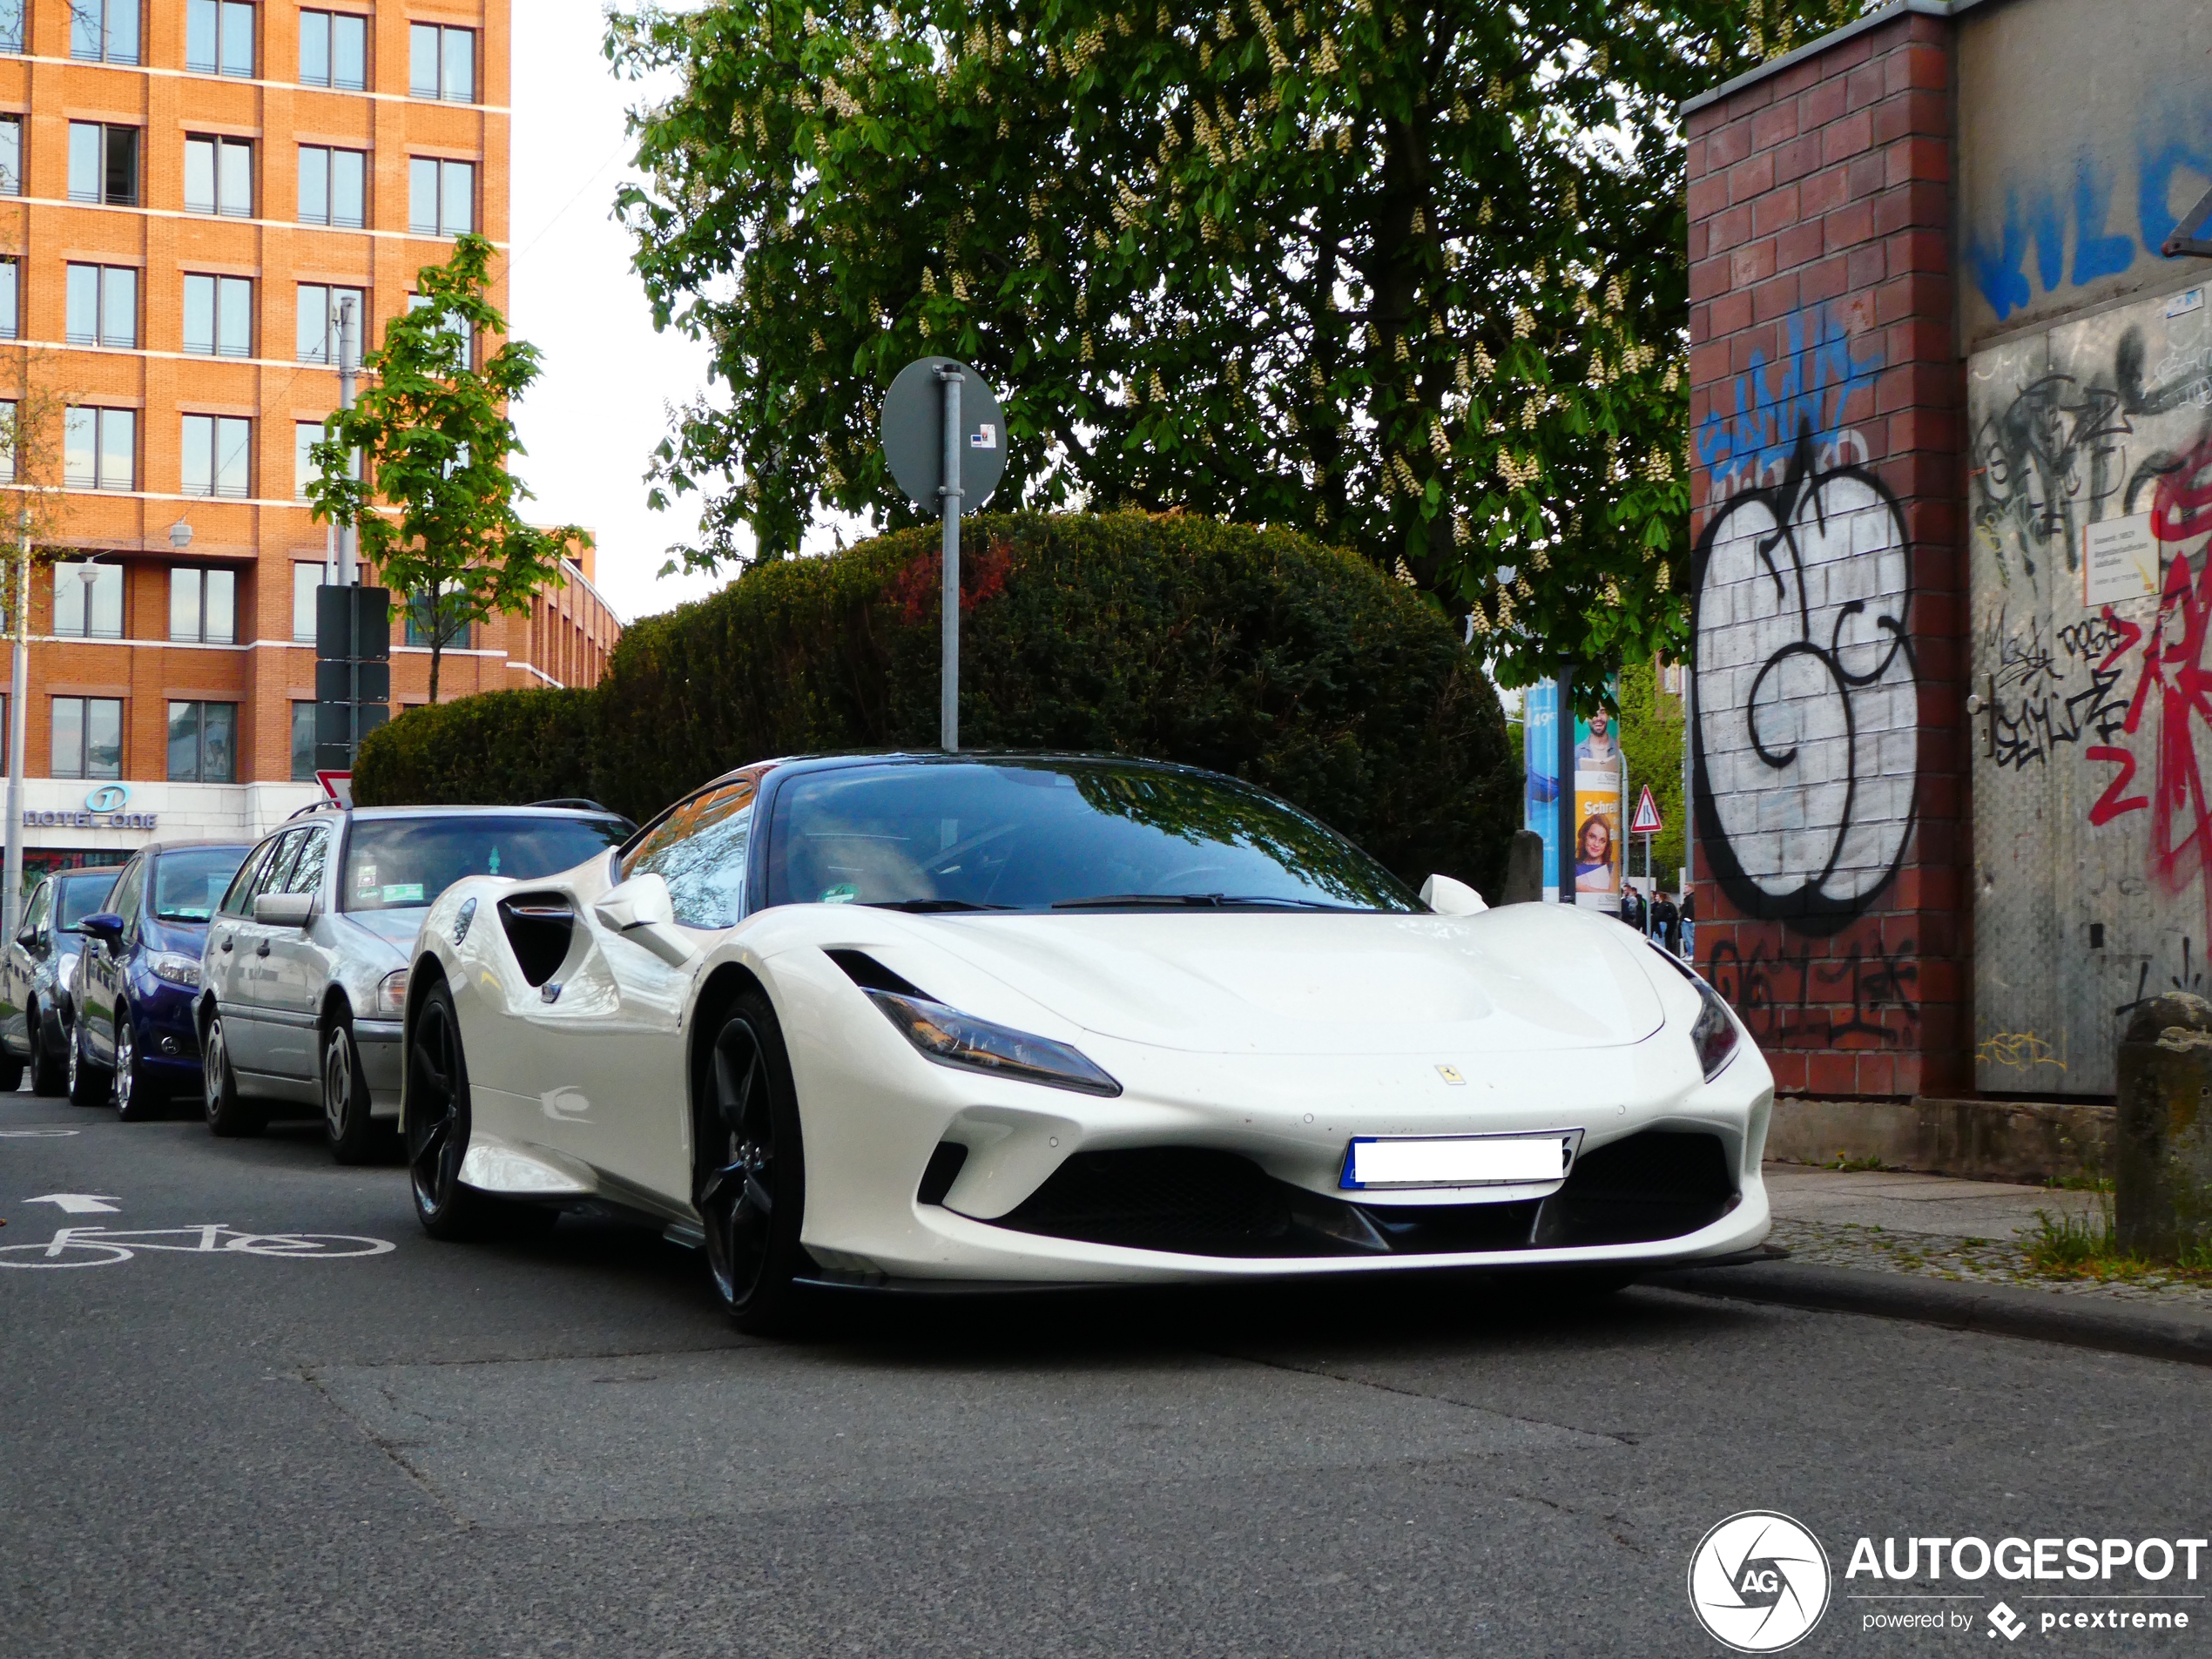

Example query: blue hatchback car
[71,840,252,1119]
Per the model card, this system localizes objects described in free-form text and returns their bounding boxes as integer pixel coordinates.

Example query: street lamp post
[3,504,28,944]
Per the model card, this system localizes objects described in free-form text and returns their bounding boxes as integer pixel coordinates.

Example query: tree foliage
[308,235,587,702]
[608,0,1862,698]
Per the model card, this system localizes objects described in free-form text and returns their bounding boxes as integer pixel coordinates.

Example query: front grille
[993,1130,1738,1260]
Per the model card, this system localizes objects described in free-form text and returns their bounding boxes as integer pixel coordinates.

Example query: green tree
[1615,656,1683,884]
[608,0,1859,702]
[309,234,587,704]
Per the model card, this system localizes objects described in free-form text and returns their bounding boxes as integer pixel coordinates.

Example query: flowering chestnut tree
[609,0,1858,695]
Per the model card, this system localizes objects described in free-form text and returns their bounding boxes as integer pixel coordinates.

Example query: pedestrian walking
[1679,887,1696,961]
[1651,889,1681,957]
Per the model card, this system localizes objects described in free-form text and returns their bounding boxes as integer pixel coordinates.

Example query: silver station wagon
[197,803,631,1160]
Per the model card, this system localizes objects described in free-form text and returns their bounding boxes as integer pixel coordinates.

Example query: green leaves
[307,235,589,701]
[611,0,1859,699]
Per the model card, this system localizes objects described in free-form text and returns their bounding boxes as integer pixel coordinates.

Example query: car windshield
[152,847,250,922]
[342,815,628,913]
[55,873,118,928]
[762,759,1419,913]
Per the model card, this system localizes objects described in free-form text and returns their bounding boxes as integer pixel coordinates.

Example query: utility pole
[337,293,358,585]
[3,505,26,942]
[1554,665,1575,906]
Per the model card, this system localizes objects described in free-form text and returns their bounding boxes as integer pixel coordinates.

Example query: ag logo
[1688,1511,1831,1652]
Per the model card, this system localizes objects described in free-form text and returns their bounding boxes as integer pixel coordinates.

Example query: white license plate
[1340,1133,1577,1190]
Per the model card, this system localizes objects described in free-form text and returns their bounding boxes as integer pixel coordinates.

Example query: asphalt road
[3,1086,2208,1659]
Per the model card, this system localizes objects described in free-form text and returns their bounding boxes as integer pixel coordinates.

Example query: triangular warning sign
[1629,786,1663,835]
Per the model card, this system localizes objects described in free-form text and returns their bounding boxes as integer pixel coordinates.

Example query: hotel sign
[22,784,158,832]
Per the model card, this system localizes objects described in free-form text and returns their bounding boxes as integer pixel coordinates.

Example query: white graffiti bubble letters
[1695,433,1919,934]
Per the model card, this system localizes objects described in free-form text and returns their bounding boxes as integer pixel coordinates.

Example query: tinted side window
[105,856,146,924]
[22,880,50,936]
[219,836,278,915]
[251,829,306,907]
[285,826,330,895]
[625,779,756,928]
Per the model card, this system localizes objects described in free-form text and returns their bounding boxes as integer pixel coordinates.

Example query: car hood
[338,907,427,955]
[892,905,1668,1055]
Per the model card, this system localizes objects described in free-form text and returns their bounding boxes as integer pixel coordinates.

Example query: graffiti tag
[1705,927,1920,1049]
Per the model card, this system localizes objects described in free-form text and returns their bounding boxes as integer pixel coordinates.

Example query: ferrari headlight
[1689,978,1740,1081]
[866,989,1122,1097]
[149,950,201,988]
[372,969,408,1018]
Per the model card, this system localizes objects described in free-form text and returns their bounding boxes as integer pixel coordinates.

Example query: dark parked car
[0,867,121,1094]
[71,840,252,1118]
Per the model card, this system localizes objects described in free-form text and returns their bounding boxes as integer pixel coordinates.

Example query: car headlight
[1689,978,1740,1081]
[149,950,201,988]
[865,989,1122,1096]
[372,969,408,1018]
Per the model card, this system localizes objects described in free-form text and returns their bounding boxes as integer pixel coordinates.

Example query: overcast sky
[507,0,723,624]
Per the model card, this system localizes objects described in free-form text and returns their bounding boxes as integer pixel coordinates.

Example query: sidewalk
[1642,1163,2212,1368]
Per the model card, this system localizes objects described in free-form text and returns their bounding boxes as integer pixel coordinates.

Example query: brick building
[0,0,620,883]
[1684,0,2212,1116]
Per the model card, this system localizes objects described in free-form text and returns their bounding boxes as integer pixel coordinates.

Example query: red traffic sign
[315,770,354,807]
[1629,786,1663,835]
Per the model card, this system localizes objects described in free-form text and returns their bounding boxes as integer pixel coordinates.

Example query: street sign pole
[1554,666,1575,906]
[939,365,963,753]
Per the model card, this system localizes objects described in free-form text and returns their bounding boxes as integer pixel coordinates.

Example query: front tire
[28,1001,64,1096]
[113,1008,161,1123]
[320,1017,379,1164]
[65,1014,108,1108]
[202,1011,265,1136]
[406,981,495,1239]
[695,988,809,1334]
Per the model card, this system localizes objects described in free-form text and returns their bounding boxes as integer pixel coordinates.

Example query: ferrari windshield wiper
[864,899,1016,913]
[1051,893,1355,911]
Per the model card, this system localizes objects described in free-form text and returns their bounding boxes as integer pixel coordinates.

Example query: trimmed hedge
[355,512,1519,894]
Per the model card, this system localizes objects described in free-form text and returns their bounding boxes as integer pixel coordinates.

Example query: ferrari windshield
[152,847,250,922]
[762,759,1418,913]
[343,815,627,912]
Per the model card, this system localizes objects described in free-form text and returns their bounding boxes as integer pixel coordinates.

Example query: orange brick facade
[0,0,617,867]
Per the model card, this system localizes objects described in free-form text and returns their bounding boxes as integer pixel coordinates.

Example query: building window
[170,568,237,644]
[0,0,22,53]
[290,700,317,780]
[410,24,474,101]
[408,158,474,238]
[296,284,365,363]
[298,145,366,229]
[183,273,253,357]
[0,260,17,342]
[68,124,139,206]
[181,415,252,499]
[0,117,20,195]
[54,563,125,639]
[71,0,139,64]
[293,562,325,642]
[65,265,138,350]
[186,0,254,77]
[406,594,469,650]
[184,135,253,218]
[52,698,124,781]
[300,10,367,90]
[63,408,136,491]
[0,400,16,482]
[167,701,237,783]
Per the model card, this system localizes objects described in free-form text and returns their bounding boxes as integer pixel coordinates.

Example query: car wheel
[321,1016,380,1164]
[65,1013,109,1108]
[28,1001,65,1096]
[113,1008,162,1123]
[696,988,809,1334]
[202,1011,265,1137]
[406,981,496,1240]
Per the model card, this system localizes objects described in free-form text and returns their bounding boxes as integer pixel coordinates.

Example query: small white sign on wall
[2083,513,2160,607]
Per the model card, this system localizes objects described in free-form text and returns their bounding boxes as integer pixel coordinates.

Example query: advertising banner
[1571,688,1623,908]
[1522,680,1561,899]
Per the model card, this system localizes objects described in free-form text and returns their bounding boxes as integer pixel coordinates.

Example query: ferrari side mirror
[593,874,693,967]
[1420,874,1487,916]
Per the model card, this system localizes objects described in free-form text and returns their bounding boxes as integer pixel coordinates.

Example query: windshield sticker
[819,882,860,905]
[380,883,426,904]
[355,865,376,888]
[488,846,502,875]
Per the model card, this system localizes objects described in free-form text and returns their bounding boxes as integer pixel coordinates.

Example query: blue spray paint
[1695,303,1884,493]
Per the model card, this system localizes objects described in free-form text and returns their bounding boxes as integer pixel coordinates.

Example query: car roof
[144,839,254,855]
[690,750,1244,798]
[342,805,627,821]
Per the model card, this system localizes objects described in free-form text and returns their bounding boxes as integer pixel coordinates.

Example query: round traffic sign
[880,356,1008,512]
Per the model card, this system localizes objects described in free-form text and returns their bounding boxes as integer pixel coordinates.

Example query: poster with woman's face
[1572,702,1622,905]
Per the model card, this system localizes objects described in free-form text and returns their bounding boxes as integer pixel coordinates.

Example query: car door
[217,827,305,1076]
[3,877,51,1055]
[80,855,145,1065]
[504,779,757,1203]
[259,824,334,1080]
[206,834,277,1024]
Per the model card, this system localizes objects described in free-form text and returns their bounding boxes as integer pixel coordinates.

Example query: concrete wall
[1956,0,2212,349]
[1684,9,1972,1098]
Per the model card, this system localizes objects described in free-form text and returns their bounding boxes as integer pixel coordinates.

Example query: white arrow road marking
[24,1194,120,1213]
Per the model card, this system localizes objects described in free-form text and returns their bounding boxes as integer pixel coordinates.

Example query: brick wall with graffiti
[1684,10,1969,1099]
[1967,282,2212,1096]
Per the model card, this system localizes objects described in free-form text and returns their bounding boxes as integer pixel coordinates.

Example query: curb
[1642,1260,2212,1368]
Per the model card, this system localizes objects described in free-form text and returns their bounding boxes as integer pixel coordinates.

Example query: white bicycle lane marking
[0,1224,398,1268]
[0,1129,78,1137]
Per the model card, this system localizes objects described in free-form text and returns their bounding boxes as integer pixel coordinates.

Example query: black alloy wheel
[65,1011,108,1108]
[696,990,808,1332]
[406,981,490,1239]
[202,1011,264,1137]
[28,1001,64,1096]
[113,1008,160,1123]
[321,1018,379,1164]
